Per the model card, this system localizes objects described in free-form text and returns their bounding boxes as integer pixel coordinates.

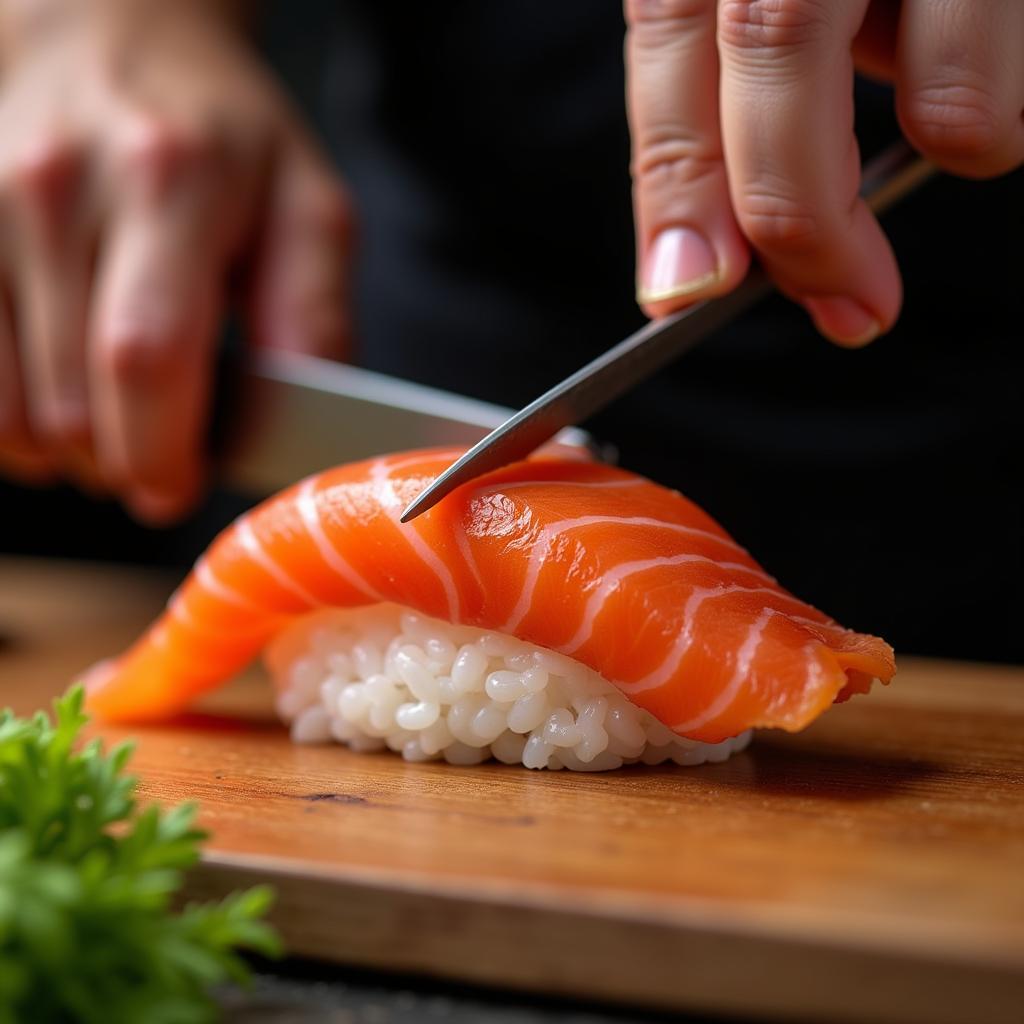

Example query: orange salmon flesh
[84,449,895,742]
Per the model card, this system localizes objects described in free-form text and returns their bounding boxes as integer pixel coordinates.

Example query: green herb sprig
[0,686,280,1024]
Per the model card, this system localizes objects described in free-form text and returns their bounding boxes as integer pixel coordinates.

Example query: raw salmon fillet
[84,449,895,742]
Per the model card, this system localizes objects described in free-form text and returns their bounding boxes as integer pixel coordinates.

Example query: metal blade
[219,349,590,495]
[401,141,934,522]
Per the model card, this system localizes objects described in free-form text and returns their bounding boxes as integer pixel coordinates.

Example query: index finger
[89,118,242,523]
[717,0,902,346]
[624,0,751,318]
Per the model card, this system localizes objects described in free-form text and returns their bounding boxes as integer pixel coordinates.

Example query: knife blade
[400,140,935,523]
[218,349,592,495]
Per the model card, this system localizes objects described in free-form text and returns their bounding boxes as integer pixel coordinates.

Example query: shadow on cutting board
[719,742,943,803]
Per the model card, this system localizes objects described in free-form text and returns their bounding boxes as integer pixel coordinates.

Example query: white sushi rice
[266,604,752,771]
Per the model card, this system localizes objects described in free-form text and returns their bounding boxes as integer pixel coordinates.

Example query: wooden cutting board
[1,557,1022,1024]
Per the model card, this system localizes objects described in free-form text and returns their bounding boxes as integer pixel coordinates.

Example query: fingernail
[803,296,881,347]
[637,227,720,305]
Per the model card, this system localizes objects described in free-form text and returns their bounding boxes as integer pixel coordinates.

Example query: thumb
[246,138,354,359]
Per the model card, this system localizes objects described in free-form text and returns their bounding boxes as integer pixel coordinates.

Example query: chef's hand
[626,0,1024,345]
[0,0,352,522]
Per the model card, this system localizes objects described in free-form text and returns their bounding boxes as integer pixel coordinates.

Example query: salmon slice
[83,449,895,742]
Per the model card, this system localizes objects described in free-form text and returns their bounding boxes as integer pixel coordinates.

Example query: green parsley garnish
[0,686,280,1023]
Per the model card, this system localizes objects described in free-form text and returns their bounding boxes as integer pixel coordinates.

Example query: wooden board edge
[185,859,1024,1024]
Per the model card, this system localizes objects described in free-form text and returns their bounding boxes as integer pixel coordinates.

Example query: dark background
[3,1,1022,663]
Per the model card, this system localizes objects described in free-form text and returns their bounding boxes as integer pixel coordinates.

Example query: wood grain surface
[1,557,1022,1024]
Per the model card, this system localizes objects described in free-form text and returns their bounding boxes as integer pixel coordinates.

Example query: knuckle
[3,134,81,205]
[901,81,1006,164]
[100,325,180,387]
[735,187,823,251]
[632,135,722,189]
[115,117,223,193]
[719,0,832,56]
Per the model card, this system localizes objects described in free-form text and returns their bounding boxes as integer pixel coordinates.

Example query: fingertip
[31,401,109,495]
[802,295,886,348]
[125,481,202,527]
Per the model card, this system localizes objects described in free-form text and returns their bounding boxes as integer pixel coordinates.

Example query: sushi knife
[400,140,936,523]
[219,349,593,496]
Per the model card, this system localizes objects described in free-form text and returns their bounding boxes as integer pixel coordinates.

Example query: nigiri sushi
[83,448,895,771]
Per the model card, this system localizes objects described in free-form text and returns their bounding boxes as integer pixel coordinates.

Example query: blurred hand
[626,0,1024,344]
[0,0,353,522]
